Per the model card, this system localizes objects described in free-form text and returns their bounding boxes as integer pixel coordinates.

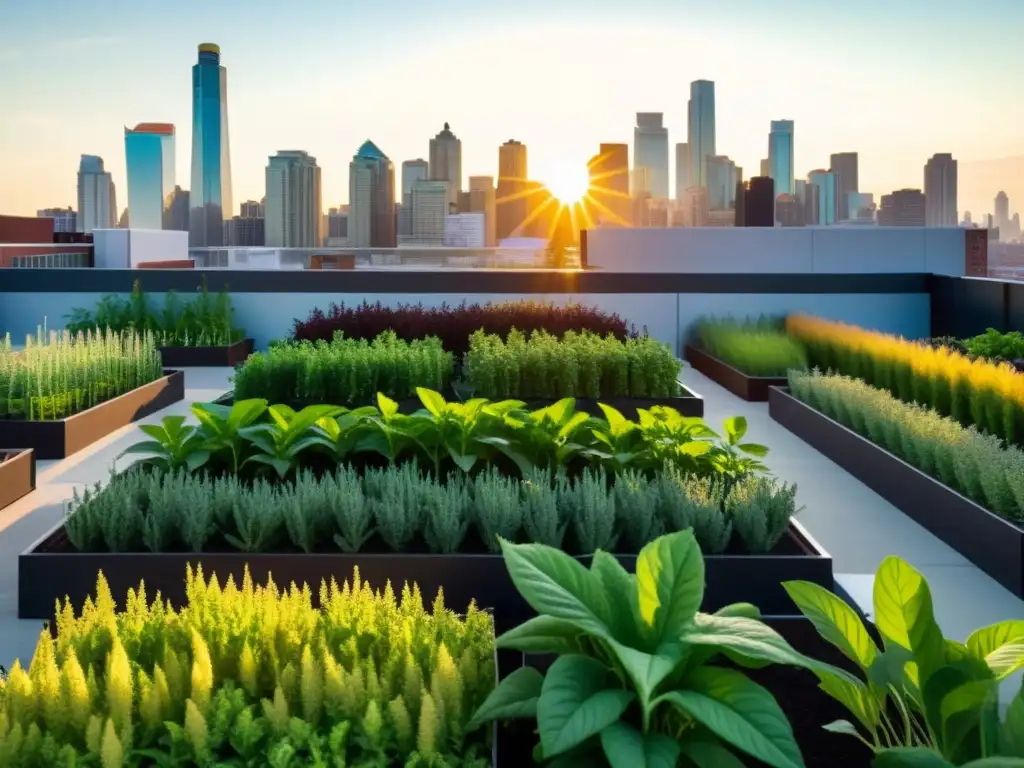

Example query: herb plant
[692,315,808,376]
[467,530,853,766]
[0,327,163,420]
[961,327,1024,364]
[291,300,633,355]
[462,329,681,400]
[65,277,245,348]
[0,566,496,766]
[232,331,454,406]
[783,556,1024,764]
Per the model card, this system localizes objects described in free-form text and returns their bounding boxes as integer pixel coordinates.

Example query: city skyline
[1,0,1022,219]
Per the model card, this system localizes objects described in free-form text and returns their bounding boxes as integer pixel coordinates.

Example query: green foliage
[693,315,808,377]
[462,329,681,400]
[783,556,1024,764]
[962,328,1024,363]
[232,331,455,406]
[0,328,163,420]
[468,530,856,766]
[64,277,245,348]
[63,462,797,556]
[788,370,1024,523]
[0,566,495,766]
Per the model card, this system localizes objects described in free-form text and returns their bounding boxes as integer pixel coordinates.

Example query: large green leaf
[678,735,748,768]
[872,748,956,767]
[872,556,945,687]
[967,621,1024,681]
[590,551,640,646]
[599,722,680,768]
[1003,682,1024,757]
[723,416,748,443]
[465,667,543,731]
[815,667,882,734]
[635,530,705,643]
[782,579,878,670]
[604,639,685,707]
[227,399,269,429]
[416,387,447,417]
[496,616,583,655]
[498,538,613,638]
[536,655,635,759]
[960,759,1024,767]
[657,667,805,768]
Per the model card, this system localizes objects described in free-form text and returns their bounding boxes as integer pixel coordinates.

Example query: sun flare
[545,164,590,206]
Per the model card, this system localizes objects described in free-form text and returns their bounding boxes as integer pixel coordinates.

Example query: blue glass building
[124,123,175,230]
[189,43,233,247]
[687,80,716,188]
[768,120,794,196]
[808,170,837,225]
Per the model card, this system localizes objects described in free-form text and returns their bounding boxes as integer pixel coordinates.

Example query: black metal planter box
[159,338,254,368]
[684,344,788,402]
[19,519,831,623]
[0,371,185,460]
[0,449,35,510]
[769,386,1024,598]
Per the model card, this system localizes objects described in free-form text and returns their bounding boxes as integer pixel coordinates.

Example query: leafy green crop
[693,315,808,377]
[233,331,454,406]
[467,530,855,766]
[962,328,1024,363]
[462,329,681,400]
[0,566,495,766]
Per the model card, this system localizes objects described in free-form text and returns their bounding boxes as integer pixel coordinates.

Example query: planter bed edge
[0,449,35,511]
[19,518,831,624]
[0,371,185,460]
[769,385,1024,597]
[683,344,788,402]
[158,338,254,368]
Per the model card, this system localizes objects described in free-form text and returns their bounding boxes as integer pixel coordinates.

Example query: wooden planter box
[684,344,788,402]
[158,338,254,368]
[769,386,1024,598]
[0,371,185,460]
[0,449,35,510]
[19,519,832,624]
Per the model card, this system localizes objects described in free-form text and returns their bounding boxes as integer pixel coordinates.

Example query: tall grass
[692,316,807,377]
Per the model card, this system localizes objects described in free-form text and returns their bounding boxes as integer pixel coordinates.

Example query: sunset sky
[1,0,1021,219]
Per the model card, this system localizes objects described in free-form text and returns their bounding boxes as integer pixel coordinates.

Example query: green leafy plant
[783,556,1024,765]
[191,399,269,474]
[692,315,807,377]
[119,414,211,472]
[240,403,344,478]
[467,530,853,766]
[962,328,1024,363]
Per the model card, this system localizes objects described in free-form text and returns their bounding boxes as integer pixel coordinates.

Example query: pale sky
[1,0,1022,219]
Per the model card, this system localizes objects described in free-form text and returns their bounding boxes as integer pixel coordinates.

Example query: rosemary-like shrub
[232,331,454,405]
[462,329,681,400]
[65,463,799,556]
[0,566,495,765]
[0,328,163,420]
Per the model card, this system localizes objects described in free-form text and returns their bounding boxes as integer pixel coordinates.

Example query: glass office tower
[687,80,716,188]
[189,43,233,247]
[768,120,794,196]
[125,123,175,230]
[808,169,837,225]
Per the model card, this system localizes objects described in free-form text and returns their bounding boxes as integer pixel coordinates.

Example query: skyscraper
[407,180,450,246]
[924,153,958,226]
[264,150,323,247]
[37,207,77,233]
[189,43,233,247]
[830,152,859,221]
[399,159,429,237]
[633,113,669,199]
[994,191,1010,229]
[741,177,776,227]
[587,143,629,226]
[807,169,837,225]
[429,123,462,209]
[465,176,496,246]
[675,143,690,202]
[879,189,926,226]
[687,81,716,188]
[76,155,116,233]
[348,140,395,248]
[124,123,175,230]
[706,156,738,210]
[496,139,528,240]
[767,121,794,196]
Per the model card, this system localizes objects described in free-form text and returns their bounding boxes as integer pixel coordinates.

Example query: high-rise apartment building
[264,150,322,247]
[37,207,77,233]
[878,189,926,226]
[924,153,958,226]
[767,121,794,197]
[706,156,738,210]
[807,169,837,225]
[680,187,709,228]
[462,176,496,246]
[240,200,262,218]
[444,213,485,248]
[687,81,715,188]
[124,123,175,230]
[403,180,450,247]
[633,113,669,199]
[760,159,770,177]
[399,159,429,237]
[167,187,190,231]
[189,43,233,247]
[675,143,691,201]
[830,152,859,221]
[348,140,395,248]
[76,155,116,233]
[586,143,629,226]
[994,191,1010,229]
[429,123,462,209]
[496,140,528,240]
[228,216,265,246]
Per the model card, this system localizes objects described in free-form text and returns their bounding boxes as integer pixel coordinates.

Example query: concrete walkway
[2,367,1022,685]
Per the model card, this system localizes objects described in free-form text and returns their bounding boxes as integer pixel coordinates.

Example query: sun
[545,163,591,206]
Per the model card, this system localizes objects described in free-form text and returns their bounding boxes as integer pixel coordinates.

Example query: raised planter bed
[0,449,35,510]
[0,370,185,460]
[769,385,1024,598]
[20,518,831,623]
[684,343,788,402]
[158,338,254,368]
